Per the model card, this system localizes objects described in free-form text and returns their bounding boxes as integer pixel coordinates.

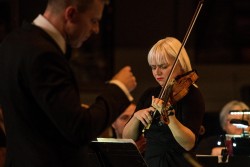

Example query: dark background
[1,0,250,138]
[2,0,250,64]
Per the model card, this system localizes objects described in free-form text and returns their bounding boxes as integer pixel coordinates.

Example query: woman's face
[150,59,183,87]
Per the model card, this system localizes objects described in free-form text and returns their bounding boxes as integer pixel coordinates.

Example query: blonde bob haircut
[147,37,192,73]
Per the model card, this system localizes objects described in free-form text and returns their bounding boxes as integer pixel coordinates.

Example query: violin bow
[143,0,204,132]
[159,0,204,101]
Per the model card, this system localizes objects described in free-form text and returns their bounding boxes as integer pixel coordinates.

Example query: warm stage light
[230,119,249,129]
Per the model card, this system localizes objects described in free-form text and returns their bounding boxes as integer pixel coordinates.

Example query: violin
[160,70,198,124]
[170,70,198,103]
[142,70,199,132]
[142,0,204,132]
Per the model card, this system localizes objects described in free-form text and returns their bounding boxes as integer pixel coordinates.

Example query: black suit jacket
[0,22,130,167]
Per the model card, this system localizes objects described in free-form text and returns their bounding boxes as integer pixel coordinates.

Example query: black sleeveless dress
[135,85,205,167]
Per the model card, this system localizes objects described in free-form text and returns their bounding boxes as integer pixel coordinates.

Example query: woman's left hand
[151,96,164,113]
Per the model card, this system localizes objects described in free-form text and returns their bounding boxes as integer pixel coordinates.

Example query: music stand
[87,138,148,167]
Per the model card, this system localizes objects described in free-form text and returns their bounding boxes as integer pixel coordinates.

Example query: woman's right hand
[134,107,154,127]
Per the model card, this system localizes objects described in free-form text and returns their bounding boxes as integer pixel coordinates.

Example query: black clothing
[0,128,5,147]
[136,85,205,167]
[0,22,130,167]
[196,135,226,155]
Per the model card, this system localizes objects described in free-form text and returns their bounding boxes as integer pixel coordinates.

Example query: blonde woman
[123,37,205,167]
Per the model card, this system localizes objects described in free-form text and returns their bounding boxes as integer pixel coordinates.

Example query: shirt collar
[33,14,66,54]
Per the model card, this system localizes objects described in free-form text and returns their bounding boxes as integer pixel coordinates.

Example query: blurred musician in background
[196,100,250,156]
[112,103,136,138]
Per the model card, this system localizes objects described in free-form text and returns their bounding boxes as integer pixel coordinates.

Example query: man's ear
[64,6,78,22]
[111,122,116,129]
